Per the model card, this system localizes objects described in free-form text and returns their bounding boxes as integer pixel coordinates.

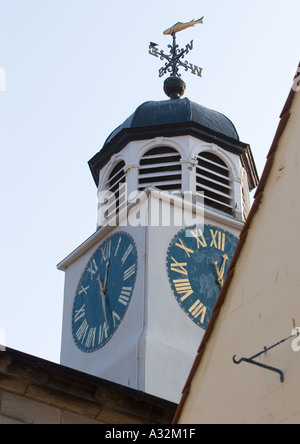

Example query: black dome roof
[89,96,260,190]
[104,97,239,146]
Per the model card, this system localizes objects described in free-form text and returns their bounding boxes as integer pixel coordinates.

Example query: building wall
[144,195,243,402]
[0,349,176,424]
[59,187,243,404]
[0,390,103,424]
[178,90,300,424]
[60,223,147,391]
[59,195,206,403]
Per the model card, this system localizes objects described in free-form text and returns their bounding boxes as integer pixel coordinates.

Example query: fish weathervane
[149,17,204,80]
[163,17,204,36]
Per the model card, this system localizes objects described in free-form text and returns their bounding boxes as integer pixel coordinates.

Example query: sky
[0,0,299,363]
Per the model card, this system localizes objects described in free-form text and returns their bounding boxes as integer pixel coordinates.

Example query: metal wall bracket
[233,334,295,383]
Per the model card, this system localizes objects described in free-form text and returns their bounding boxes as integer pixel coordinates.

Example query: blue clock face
[166,225,238,330]
[72,232,138,353]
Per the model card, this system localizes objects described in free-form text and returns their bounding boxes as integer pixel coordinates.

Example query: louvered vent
[196,152,233,214]
[138,147,182,193]
[104,161,126,222]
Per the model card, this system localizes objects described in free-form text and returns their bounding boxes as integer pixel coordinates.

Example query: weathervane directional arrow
[149,17,204,83]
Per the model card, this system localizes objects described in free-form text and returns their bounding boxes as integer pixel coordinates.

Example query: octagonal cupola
[89,93,258,229]
[89,25,258,228]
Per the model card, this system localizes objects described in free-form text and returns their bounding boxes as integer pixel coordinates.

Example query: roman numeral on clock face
[175,239,194,257]
[98,322,109,345]
[114,236,122,256]
[173,279,193,301]
[87,259,98,280]
[74,304,86,323]
[170,257,188,275]
[112,311,121,327]
[189,300,207,324]
[85,327,96,349]
[121,244,133,265]
[76,319,89,342]
[189,228,207,248]
[101,240,111,262]
[124,264,136,281]
[118,287,132,306]
[210,229,226,251]
[78,285,89,296]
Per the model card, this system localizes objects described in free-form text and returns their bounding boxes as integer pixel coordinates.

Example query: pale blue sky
[1,0,299,362]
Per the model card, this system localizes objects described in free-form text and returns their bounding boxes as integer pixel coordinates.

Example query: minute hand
[97,275,109,328]
[213,254,229,287]
[103,260,110,294]
[219,254,229,280]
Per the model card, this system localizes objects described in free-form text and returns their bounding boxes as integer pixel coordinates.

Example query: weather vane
[149,17,204,99]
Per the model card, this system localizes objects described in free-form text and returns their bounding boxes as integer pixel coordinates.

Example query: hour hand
[97,274,104,294]
[97,274,109,327]
[103,260,110,294]
[213,254,229,287]
[213,261,223,286]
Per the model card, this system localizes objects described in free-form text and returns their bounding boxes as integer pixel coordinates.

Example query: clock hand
[97,274,104,293]
[213,261,223,286]
[97,275,109,328]
[219,254,228,281]
[101,291,109,328]
[103,260,110,294]
[213,254,229,287]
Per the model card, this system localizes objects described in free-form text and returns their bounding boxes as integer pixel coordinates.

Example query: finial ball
[164,77,186,100]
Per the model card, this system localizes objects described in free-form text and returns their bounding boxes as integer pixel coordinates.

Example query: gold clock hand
[103,260,110,294]
[97,274,104,293]
[213,261,223,286]
[101,291,109,328]
[219,254,228,280]
[97,275,109,328]
[213,254,229,288]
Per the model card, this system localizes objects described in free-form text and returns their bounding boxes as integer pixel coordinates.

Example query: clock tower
[57,29,258,404]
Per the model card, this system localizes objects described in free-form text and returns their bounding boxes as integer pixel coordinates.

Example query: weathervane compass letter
[149,17,204,99]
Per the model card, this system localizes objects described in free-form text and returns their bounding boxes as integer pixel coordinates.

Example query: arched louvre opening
[196,152,233,215]
[104,161,126,222]
[138,147,182,193]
